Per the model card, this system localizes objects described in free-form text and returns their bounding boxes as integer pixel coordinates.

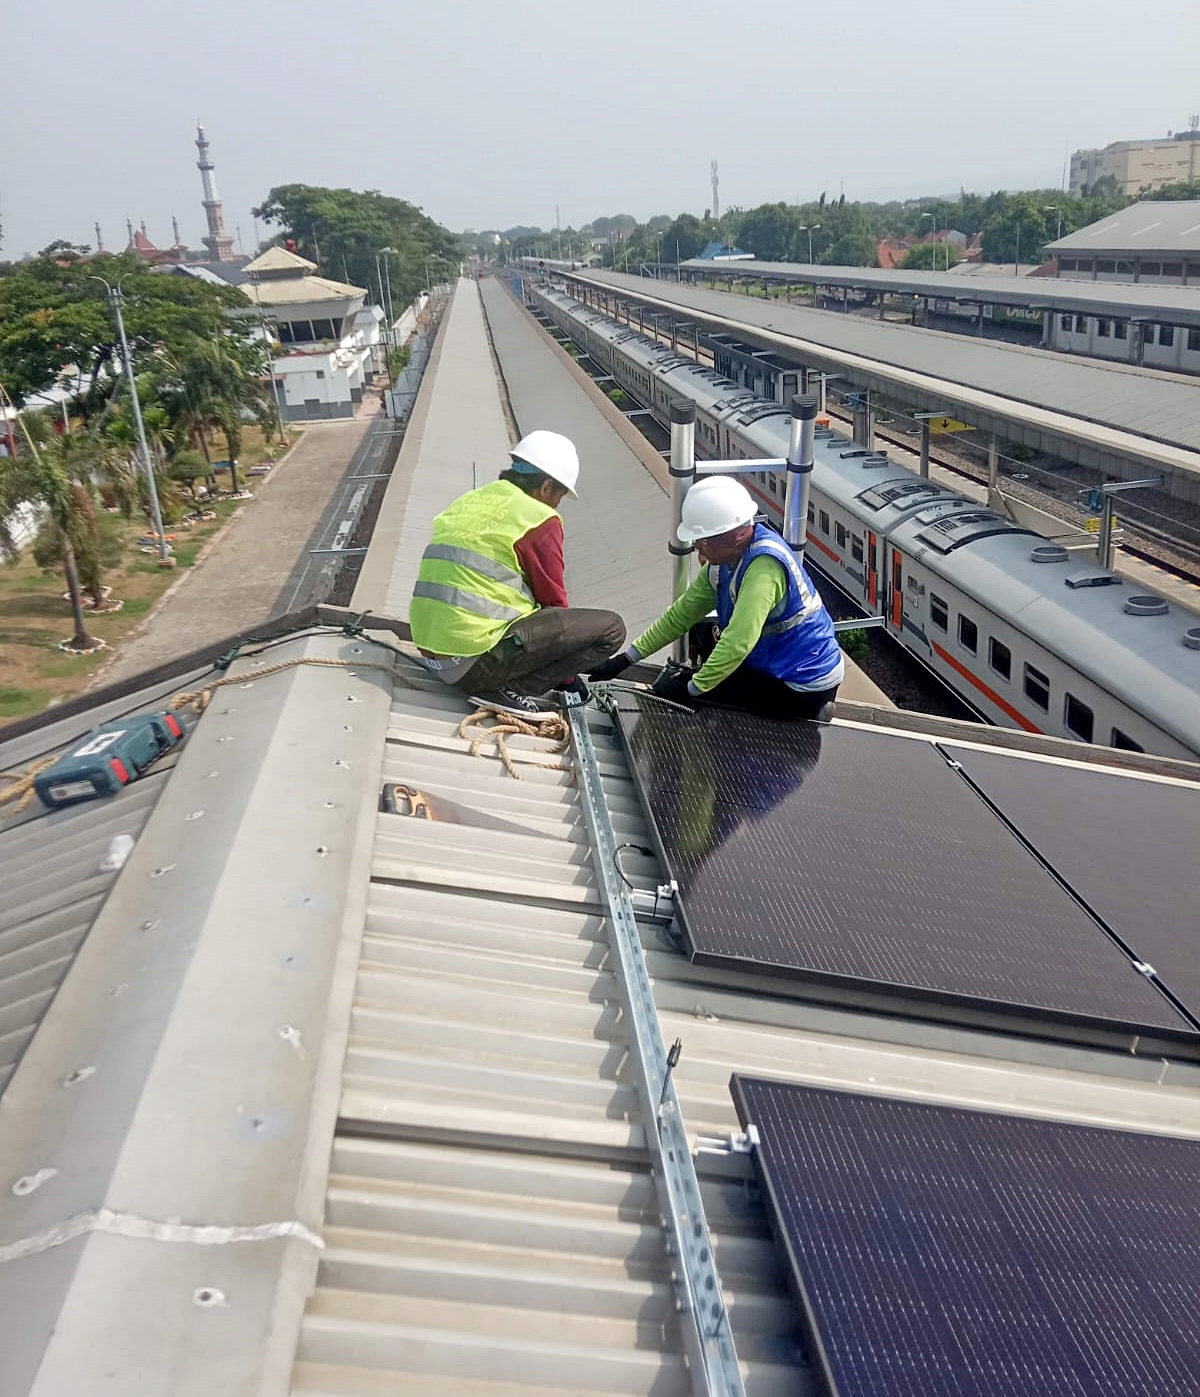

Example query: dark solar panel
[614,698,1192,1043]
[733,1075,1200,1397]
[947,747,1200,1025]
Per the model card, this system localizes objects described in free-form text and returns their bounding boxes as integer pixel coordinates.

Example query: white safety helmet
[677,476,756,543]
[510,430,579,497]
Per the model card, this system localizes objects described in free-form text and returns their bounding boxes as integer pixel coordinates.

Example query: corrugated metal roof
[679,257,1200,326]
[0,670,208,1101]
[290,656,810,1396]
[1047,201,1200,255]
[570,272,1200,462]
[0,773,168,1097]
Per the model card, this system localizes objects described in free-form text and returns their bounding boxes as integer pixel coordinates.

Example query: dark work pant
[687,619,837,721]
[458,607,626,696]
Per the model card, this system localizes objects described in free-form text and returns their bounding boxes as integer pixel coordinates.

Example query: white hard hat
[677,476,756,543]
[510,430,579,497]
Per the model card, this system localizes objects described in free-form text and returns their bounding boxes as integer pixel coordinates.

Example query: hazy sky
[2,0,1197,257]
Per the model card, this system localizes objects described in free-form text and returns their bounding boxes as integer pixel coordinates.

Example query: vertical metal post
[919,420,931,479]
[107,284,169,563]
[1099,492,1116,570]
[669,399,696,663]
[784,394,817,565]
[987,435,1000,506]
[817,372,827,416]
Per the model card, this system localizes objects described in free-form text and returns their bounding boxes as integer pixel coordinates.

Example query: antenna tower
[710,161,720,222]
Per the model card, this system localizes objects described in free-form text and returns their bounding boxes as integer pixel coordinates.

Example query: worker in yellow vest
[410,430,626,717]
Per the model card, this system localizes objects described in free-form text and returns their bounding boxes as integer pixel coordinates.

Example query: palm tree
[0,417,102,651]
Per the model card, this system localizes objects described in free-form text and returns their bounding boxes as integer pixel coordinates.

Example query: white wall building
[242,247,376,421]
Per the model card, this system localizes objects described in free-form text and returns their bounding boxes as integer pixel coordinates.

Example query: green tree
[897,241,963,270]
[168,449,211,500]
[0,250,257,409]
[821,232,879,266]
[1143,178,1200,200]
[737,203,798,262]
[661,214,709,263]
[253,185,460,309]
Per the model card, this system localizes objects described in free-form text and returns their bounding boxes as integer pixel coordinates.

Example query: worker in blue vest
[590,476,843,720]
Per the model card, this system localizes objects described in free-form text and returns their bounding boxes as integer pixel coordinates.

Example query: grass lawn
[0,424,296,730]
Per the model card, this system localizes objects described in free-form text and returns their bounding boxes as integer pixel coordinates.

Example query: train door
[867,532,880,612]
[887,546,904,634]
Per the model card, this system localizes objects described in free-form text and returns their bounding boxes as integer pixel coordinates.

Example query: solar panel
[614,698,1193,1046]
[947,747,1200,1024]
[733,1075,1200,1397]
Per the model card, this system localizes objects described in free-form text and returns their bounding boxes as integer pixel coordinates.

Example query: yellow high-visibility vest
[410,479,557,656]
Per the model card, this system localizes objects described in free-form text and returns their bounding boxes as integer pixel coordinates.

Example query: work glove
[588,652,634,682]
[651,663,696,706]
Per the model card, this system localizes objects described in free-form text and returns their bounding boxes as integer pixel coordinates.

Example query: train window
[1116,260,1134,277]
[1111,727,1144,752]
[1059,258,1077,272]
[1097,260,1116,274]
[1159,326,1175,348]
[930,594,948,631]
[1064,693,1094,743]
[851,535,864,564]
[1144,325,1157,345]
[1097,320,1111,338]
[807,503,815,525]
[835,522,847,549]
[819,510,830,535]
[768,474,777,496]
[1114,322,1128,340]
[1074,316,1088,333]
[1024,663,1050,711]
[1074,260,1094,273]
[1163,262,1183,278]
[958,614,978,653]
[1140,262,1162,277]
[1060,314,1072,331]
[989,638,1011,681]
[1189,329,1200,352]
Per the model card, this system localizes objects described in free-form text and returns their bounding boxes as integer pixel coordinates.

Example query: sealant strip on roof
[612,695,1196,1054]
[731,1075,1200,1397]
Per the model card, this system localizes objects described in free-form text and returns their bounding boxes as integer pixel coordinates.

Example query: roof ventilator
[1124,595,1169,617]
[1065,571,1121,589]
[1031,544,1070,564]
[1183,627,1200,650]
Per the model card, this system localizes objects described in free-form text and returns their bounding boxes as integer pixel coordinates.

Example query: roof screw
[333,758,349,767]
[279,1024,302,1051]
[11,1168,56,1197]
[193,1287,226,1308]
[185,810,205,822]
[140,919,160,932]
[322,801,336,808]
[346,694,361,703]
[204,771,219,779]
[217,735,234,743]
[149,864,176,878]
[240,682,254,689]
[62,1066,96,1088]
[315,845,330,856]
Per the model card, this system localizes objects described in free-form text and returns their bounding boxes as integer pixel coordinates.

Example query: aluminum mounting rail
[565,698,746,1397]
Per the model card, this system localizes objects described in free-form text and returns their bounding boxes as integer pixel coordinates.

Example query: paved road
[94,413,374,686]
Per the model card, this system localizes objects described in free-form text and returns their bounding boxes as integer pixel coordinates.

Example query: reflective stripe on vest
[411,581,528,622]
[420,543,534,601]
[409,479,558,657]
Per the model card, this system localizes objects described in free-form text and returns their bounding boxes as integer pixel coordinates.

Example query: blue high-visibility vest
[714,524,842,687]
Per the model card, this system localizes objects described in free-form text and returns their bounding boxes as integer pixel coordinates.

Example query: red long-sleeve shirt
[514,515,568,608]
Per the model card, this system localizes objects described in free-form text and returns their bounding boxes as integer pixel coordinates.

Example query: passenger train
[530,281,1200,761]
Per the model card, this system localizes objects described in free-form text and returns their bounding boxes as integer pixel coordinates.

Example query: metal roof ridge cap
[0,631,395,1397]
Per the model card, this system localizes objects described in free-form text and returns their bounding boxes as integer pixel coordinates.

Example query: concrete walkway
[94,413,374,685]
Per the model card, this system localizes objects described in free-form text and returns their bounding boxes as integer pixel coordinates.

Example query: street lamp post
[90,276,170,565]
[798,224,819,264]
[1043,205,1063,241]
[376,247,398,380]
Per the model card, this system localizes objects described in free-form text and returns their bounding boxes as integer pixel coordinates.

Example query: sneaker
[467,687,559,720]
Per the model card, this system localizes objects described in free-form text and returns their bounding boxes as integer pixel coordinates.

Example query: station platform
[356,276,891,706]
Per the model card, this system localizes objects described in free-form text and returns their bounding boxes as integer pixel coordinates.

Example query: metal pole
[987,435,1000,505]
[784,394,817,564]
[817,372,826,416]
[1099,492,1116,570]
[919,420,931,479]
[668,399,696,663]
[104,282,169,563]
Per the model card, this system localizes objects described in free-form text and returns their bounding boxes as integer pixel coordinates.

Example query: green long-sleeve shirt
[632,557,787,693]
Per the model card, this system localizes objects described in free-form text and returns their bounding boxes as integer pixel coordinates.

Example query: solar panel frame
[732,1074,1200,1397]
[612,698,1195,1052]
[945,746,1200,1028]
